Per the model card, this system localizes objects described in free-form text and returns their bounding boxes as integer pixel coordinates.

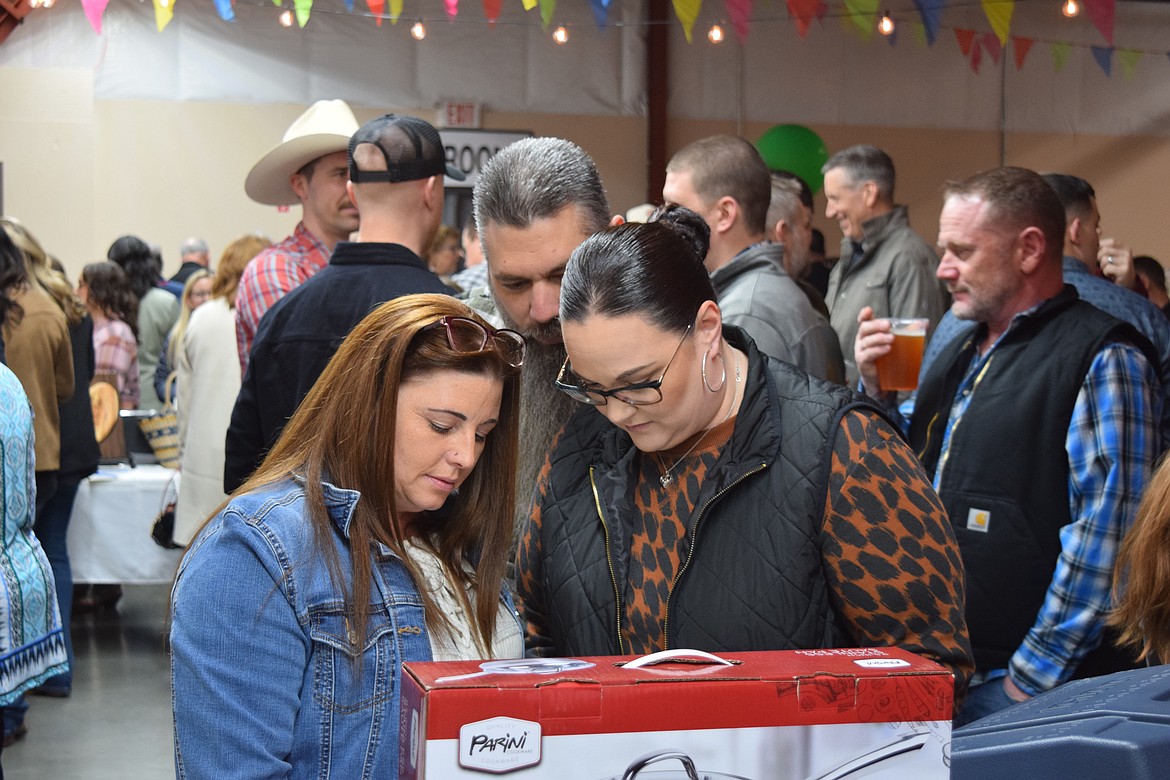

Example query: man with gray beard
[465,137,616,547]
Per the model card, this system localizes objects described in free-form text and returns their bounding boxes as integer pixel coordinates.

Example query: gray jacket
[712,242,845,384]
[826,206,945,385]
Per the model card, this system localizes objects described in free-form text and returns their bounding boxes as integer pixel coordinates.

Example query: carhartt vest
[911,287,1147,671]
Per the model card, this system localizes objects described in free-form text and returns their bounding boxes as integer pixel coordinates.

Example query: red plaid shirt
[234,222,330,372]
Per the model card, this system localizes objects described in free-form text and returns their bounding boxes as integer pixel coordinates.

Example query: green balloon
[756,125,830,194]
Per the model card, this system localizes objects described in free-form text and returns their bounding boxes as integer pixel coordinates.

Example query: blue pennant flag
[914,0,944,46]
[589,0,609,27]
[1092,45,1113,77]
[213,0,235,21]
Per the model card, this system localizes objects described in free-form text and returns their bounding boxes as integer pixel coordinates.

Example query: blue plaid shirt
[892,304,1160,695]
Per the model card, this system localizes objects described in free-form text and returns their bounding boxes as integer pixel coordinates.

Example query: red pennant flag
[1012,36,1033,69]
[981,32,1002,65]
[726,0,752,41]
[955,28,975,57]
[483,0,501,24]
[788,0,819,38]
[1084,0,1115,46]
[365,0,384,25]
[970,40,982,74]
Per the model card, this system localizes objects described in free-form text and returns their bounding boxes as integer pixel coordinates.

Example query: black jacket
[519,327,881,656]
[224,242,452,492]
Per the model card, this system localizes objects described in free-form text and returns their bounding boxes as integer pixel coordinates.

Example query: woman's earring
[701,351,726,393]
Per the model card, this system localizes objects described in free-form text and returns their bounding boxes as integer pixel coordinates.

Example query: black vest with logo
[910,286,1148,672]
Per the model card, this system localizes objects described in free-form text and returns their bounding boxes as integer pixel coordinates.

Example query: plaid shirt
[904,308,1160,695]
[93,316,140,409]
[234,222,329,372]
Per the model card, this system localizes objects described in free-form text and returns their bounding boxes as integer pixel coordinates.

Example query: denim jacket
[170,478,518,779]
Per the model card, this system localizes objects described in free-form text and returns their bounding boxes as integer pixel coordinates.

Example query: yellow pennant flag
[295,0,312,26]
[672,0,701,42]
[843,0,877,37]
[390,0,402,22]
[153,0,175,32]
[981,0,1013,46]
[522,0,537,10]
[1051,42,1071,72]
[1119,49,1142,80]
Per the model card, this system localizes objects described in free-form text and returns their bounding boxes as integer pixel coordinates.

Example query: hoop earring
[701,351,726,393]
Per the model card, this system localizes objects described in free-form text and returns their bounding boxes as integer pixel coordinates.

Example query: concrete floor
[3,585,175,779]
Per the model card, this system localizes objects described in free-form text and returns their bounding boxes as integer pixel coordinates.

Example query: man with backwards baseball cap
[234,99,361,372]
[223,114,463,492]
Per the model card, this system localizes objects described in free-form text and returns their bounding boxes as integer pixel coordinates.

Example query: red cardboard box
[400,647,953,778]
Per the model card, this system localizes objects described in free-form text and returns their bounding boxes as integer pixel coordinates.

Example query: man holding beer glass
[855,167,1161,727]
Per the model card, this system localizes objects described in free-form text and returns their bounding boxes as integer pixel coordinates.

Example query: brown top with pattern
[517,408,975,692]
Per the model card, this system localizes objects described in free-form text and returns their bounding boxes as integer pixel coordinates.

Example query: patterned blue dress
[0,363,67,704]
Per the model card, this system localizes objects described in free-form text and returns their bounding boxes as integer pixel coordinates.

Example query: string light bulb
[279,8,294,26]
[410,21,427,40]
[553,25,569,45]
[29,0,42,7]
[878,11,895,36]
[1062,0,1079,17]
[42,0,54,6]
[707,24,725,44]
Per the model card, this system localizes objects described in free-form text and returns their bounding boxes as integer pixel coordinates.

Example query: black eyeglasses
[426,316,526,367]
[554,324,692,406]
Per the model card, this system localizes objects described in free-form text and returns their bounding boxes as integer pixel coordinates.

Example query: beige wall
[3,67,1169,282]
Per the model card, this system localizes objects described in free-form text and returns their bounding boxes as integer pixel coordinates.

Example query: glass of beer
[875,318,928,391]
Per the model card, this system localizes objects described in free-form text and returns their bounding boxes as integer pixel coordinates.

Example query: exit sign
[439,101,482,129]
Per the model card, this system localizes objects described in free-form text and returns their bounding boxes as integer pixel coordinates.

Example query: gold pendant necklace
[655,352,741,488]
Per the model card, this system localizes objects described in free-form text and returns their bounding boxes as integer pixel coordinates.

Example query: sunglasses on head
[426,316,526,367]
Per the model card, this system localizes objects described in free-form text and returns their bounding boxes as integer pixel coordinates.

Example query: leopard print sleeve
[822,408,975,697]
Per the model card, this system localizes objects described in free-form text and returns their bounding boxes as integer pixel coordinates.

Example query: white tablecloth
[67,464,185,584]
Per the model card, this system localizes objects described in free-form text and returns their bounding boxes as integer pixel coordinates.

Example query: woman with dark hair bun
[79,262,140,410]
[517,205,974,700]
[108,235,179,409]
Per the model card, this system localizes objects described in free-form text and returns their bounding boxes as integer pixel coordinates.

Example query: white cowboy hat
[245,99,360,206]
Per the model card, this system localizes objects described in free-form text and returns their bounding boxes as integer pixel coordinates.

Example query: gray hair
[180,237,209,257]
[821,144,896,203]
[473,137,610,236]
[766,171,813,231]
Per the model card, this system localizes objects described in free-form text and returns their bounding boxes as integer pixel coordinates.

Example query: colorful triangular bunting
[843,0,878,37]
[1118,48,1141,79]
[213,0,234,20]
[1012,36,1033,70]
[522,0,537,11]
[588,0,608,27]
[1091,45,1113,77]
[152,0,174,31]
[539,0,554,28]
[1084,0,1115,46]
[913,0,943,45]
[445,0,458,17]
[981,32,1001,65]
[954,28,975,57]
[787,0,818,38]
[1052,41,1070,72]
[726,0,751,41]
[294,0,312,26]
[81,0,110,34]
[389,0,401,22]
[671,0,701,42]
[484,0,501,23]
[981,0,1012,46]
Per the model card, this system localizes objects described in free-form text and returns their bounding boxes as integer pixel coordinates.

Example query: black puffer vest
[534,327,884,655]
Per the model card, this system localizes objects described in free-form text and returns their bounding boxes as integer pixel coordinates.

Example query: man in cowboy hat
[234,99,361,372]
[223,114,462,492]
